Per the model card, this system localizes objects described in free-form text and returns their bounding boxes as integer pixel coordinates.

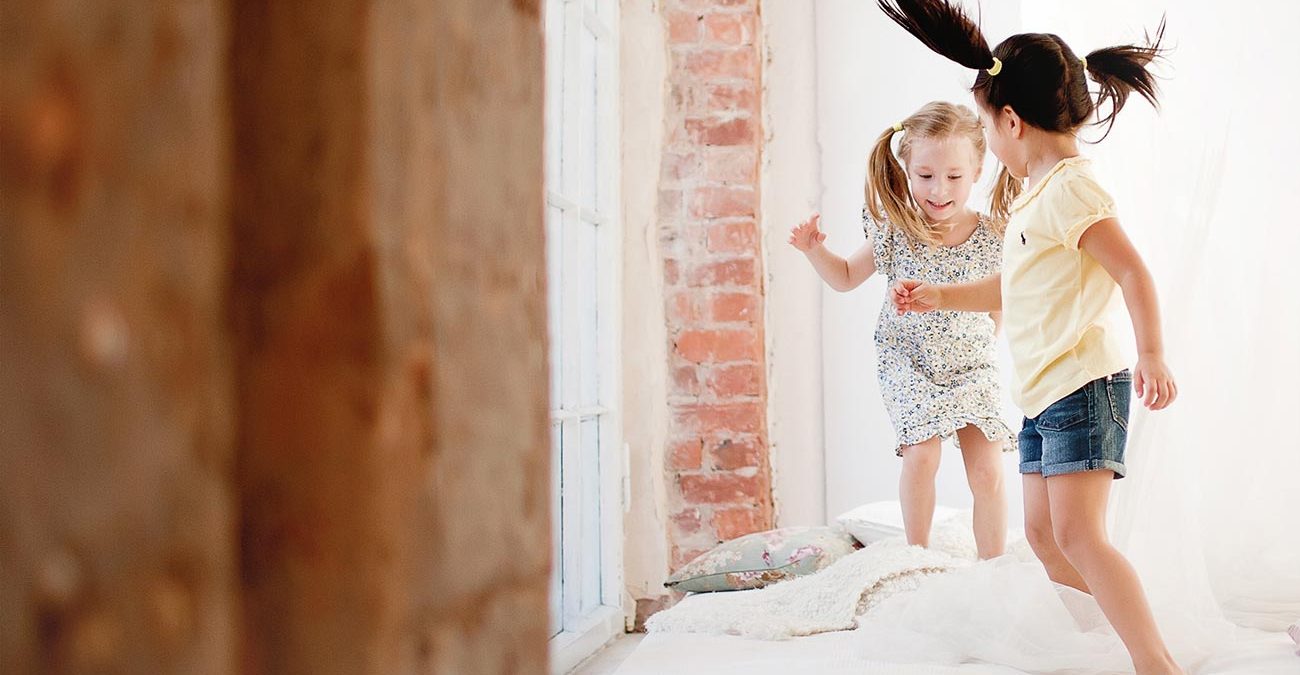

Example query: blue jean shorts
[1019,370,1131,479]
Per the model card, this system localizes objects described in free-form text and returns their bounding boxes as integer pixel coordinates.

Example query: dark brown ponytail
[876,0,997,72]
[879,0,1166,140]
[1085,17,1167,139]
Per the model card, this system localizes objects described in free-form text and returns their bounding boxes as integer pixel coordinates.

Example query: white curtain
[855,2,1300,671]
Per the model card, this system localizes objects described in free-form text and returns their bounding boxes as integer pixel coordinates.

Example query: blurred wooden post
[227,0,550,672]
[3,0,549,673]
[0,2,236,673]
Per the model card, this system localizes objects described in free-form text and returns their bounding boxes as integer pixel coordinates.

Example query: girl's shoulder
[863,205,924,246]
[1016,157,1115,217]
[862,206,899,248]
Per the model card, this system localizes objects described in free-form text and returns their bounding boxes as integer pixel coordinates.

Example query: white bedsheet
[617,595,1298,675]
[616,630,1297,675]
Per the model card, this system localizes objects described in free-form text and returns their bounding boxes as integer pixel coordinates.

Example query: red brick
[710,292,758,322]
[667,292,702,323]
[671,365,701,397]
[685,116,754,147]
[662,150,699,182]
[674,402,764,435]
[675,328,760,364]
[687,258,756,287]
[706,364,762,399]
[668,438,704,470]
[713,506,767,540]
[707,81,758,111]
[706,220,758,253]
[702,148,757,184]
[689,185,755,219]
[667,11,702,43]
[684,48,758,80]
[703,13,755,46]
[664,258,682,286]
[669,82,698,111]
[672,546,714,571]
[709,435,764,469]
[671,507,703,536]
[680,470,763,505]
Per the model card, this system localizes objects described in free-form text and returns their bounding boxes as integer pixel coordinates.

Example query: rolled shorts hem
[1019,458,1126,479]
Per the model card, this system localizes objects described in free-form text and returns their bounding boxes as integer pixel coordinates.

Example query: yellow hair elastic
[1080,55,1088,70]
[986,57,1003,76]
[892,122,904,133]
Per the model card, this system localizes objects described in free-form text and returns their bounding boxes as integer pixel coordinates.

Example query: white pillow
[834,500,961,546]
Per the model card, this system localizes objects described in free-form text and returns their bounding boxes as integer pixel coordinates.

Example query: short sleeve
[863,206,893,278]
[1042,170,1117,250]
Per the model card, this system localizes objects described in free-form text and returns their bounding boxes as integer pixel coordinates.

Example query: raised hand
[788,212,828,252]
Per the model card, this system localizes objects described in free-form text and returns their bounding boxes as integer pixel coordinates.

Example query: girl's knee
[1052,521,1105,558]
[1024,520,1057,553]
[965,461,1003,494]
[900,444,941,475]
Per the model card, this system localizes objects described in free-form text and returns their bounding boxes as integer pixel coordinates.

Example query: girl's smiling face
[905,135,983,224]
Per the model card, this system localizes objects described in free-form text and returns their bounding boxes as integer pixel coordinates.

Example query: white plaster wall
[761,0,827,527]
[619,0,671,626]
[812,0,1026,524]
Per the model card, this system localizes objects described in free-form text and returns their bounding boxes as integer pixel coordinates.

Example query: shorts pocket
[1036,387,1091,432]
[1106,379,1131,431]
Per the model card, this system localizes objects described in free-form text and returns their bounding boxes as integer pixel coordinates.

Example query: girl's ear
[1002,105,1023,139]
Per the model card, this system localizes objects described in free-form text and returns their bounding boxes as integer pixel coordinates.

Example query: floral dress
[865,208,1016,456]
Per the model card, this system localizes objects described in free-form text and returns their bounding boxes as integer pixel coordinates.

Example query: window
[544,0,624,670]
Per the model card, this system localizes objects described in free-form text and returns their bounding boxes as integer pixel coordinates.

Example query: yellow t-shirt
[1001,156,1130,418]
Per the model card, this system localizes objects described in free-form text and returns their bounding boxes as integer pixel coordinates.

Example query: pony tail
[988,164,1022,231]
[1085,16,1167,140]
[877,0,996,72]
[866,126,930,246]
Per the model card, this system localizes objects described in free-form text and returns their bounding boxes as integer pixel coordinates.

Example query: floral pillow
[664,526,860,593]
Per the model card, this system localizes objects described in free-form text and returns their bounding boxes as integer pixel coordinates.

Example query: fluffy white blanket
[646,514,1023,640]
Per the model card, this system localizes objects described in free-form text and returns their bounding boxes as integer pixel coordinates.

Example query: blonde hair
[866,101,1007,251]
[989,164,1022,227]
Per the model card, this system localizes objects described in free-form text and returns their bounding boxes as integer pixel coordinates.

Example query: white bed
[616,598,1299,675]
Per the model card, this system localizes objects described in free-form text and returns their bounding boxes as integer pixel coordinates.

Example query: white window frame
[544,0,625,672]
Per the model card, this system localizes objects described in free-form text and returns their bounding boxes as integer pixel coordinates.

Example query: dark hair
[877,0,1166,142]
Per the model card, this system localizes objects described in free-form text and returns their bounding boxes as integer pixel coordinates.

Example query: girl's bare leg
[899,437,942,547]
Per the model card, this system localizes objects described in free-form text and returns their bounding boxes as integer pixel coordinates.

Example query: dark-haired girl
[880,2,1182,672]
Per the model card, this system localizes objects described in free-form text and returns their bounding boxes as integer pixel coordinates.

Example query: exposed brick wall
[660,0,772,571]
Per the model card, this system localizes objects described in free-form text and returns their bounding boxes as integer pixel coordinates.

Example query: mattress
[616,597,1298,675]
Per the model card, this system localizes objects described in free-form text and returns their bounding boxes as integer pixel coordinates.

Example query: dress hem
[893,417,1018,458]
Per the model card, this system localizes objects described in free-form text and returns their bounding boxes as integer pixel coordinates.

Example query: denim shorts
[1019,370,1131,479]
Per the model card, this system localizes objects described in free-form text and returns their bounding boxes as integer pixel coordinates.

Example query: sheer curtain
[856,2,1300,670]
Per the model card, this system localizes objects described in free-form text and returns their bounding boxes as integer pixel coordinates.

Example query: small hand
[890,279,941,315]
[1134,355,1177,410]
[788,212,828,252]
